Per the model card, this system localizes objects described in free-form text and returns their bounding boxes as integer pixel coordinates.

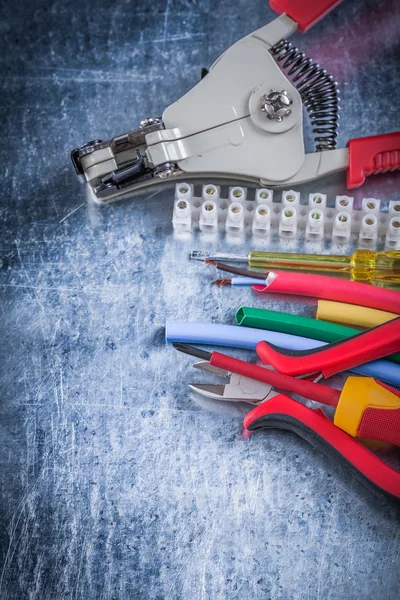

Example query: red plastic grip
[244,394,400,501]
[358,407,400,446]
[256,317,400,377]
[210,351,340,406]
[252,271,400,314]
[347,132,400,189]
[269,0,343,32]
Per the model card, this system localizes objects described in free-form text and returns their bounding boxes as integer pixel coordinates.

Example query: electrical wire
[205,260,266,279]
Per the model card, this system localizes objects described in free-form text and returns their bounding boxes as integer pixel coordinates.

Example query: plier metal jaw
[189,361,278,405]
[71,0,400,203]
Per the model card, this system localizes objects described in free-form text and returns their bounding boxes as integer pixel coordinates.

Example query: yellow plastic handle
[334,377,400,446]
[248,250,400,284]
[350,250,400,283]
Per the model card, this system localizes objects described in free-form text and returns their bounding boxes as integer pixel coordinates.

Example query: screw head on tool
[260,90,293,121]
[140,117,162,128]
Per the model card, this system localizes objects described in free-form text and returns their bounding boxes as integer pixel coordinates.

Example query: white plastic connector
[389,201,400,218]
[282,189,300,208]
[172,198,192,232]
[255,188,273,205]
[359,214,378,244]
[385,216,400,249]
[175,182,193,202]
[279,207,297,239]
[332,211,352,244]
[305,208,324,241]
[173,183,398,244]
[202,184,220,202]
[309,192,327,210]
[362,197,381,215]
[252,204,271,237]
[225,202,244,233]
[199,200,218,232]
[335,195,354,212]
[229,186,246,203]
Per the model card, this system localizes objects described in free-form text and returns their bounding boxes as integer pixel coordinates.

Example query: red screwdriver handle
[256,317,400,377]
[244,394,400,503]
[269,0,344,32]
[347,132,400,189]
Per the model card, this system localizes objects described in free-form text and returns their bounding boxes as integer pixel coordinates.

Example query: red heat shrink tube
[252,272,400,314]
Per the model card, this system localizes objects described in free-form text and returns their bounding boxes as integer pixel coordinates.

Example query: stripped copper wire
[205,260,267,279]
[215,279,233,287]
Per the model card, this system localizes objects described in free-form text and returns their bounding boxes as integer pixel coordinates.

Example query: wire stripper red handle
[347,132,400,189]
[269,0,343,32]
[244,394,400,503]
[256,317,400,378]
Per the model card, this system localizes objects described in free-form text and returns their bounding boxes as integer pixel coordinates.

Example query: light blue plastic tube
[231,277,262,286]
[165,321,400,387]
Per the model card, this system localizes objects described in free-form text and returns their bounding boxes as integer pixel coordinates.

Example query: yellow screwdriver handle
[350,250,400,283]
[248,250,400,285]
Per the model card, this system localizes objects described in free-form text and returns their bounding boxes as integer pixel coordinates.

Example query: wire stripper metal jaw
[71,2,400,203]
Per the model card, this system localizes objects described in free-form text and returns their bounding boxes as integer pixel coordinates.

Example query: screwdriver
[191,249,400,285]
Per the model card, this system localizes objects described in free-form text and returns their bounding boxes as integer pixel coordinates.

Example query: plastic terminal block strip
[172,183,400,247]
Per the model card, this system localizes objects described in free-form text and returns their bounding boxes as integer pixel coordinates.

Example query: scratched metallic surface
[0,0,400,598]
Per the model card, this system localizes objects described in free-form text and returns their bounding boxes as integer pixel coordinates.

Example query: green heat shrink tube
[235,306,400,365]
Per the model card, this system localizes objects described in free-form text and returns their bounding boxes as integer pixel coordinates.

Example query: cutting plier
[173,318,400,502]
[191,368,400,503]
[71,0,400,203]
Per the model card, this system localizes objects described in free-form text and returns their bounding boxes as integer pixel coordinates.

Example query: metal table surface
[1,0,400,598]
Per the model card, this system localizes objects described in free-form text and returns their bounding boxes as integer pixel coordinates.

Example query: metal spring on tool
[270,40,340,151]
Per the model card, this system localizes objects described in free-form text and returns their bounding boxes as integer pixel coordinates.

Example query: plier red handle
[256,316,400,378]
[244,394,400,504]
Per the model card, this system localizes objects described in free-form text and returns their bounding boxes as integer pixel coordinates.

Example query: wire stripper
[71,0,400,203]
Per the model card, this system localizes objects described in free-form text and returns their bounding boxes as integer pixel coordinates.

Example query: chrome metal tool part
[189,361,277,405]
